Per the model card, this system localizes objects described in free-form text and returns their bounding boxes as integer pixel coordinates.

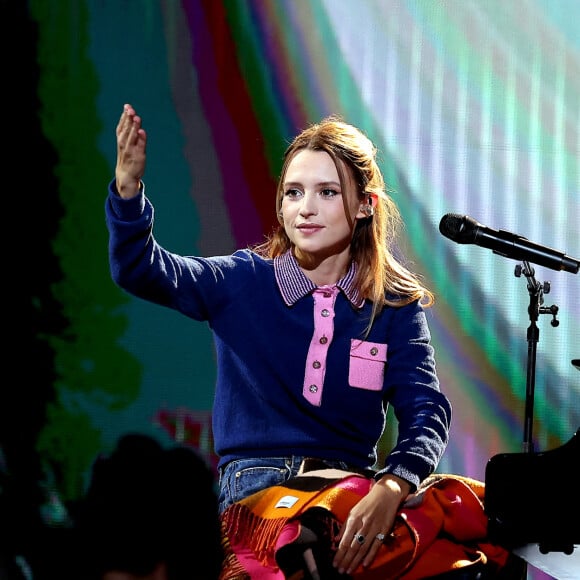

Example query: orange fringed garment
[219,471,511,579]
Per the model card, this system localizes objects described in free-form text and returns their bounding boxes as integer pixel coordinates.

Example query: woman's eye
[284,188,302,198]
[320,188,339,197]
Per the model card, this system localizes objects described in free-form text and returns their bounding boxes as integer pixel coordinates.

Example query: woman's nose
[299,192,317,216]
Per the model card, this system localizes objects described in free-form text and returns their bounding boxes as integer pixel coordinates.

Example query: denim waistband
[218,455,374,478]
[300,457,375,477]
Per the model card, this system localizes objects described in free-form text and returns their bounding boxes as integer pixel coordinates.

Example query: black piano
[485,427,579,554]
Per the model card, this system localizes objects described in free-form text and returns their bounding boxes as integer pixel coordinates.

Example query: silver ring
[354,533,366,545]
[375,532,386,542]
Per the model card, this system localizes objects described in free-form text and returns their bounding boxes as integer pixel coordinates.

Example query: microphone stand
[515,260,559,454]
[512,262,579,564]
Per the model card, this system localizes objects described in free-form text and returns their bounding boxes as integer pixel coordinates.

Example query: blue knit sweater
[106,182,451,490]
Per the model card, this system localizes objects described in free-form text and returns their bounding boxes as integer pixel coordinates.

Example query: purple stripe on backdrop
[181,0,265,247]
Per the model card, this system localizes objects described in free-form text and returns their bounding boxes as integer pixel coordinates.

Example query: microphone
[439,213,579,274]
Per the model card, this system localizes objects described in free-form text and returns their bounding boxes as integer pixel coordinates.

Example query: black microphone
[439,213,579,274]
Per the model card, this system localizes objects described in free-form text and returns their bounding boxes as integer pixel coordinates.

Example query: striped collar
[274,250,364,308]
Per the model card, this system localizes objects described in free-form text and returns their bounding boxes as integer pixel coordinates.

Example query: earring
[361,204,374,217]
[361,193,374,217]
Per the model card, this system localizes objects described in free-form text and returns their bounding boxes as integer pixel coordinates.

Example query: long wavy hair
[254,115,433,328]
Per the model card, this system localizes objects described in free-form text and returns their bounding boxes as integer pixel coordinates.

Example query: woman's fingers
[334,526,376,574]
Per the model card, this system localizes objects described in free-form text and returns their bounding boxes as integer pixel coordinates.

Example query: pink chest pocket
[349,339,388,391]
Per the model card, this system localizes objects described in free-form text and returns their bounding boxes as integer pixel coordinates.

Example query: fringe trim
[221,502,292,566]
[219,513,251,580]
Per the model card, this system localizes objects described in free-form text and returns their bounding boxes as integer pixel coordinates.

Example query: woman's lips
[297,223,323,233]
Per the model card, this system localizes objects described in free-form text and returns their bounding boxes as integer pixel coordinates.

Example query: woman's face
[280,149,365,260]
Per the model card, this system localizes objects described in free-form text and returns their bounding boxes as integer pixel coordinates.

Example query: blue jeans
[217,456,361,514]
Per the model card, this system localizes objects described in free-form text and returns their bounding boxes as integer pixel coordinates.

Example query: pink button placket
[302,286,338,406]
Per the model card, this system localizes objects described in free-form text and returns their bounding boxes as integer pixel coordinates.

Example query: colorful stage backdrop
[17,1,578,574]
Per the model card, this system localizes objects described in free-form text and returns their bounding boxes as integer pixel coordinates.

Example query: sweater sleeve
[105,179,245,321]
[374,302,452,491]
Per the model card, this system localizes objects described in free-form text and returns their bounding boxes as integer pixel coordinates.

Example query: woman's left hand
[332,474,410,575]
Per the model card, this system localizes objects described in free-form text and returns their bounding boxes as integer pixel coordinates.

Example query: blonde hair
[254,115,434,327]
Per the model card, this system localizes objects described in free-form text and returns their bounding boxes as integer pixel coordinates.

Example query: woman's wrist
[115,178,142,199]
[374,474,411,500]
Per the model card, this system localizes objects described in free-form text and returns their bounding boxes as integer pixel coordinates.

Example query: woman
[107,104,452,575]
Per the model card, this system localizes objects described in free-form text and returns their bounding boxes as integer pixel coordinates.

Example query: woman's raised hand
[115,103,147,199]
